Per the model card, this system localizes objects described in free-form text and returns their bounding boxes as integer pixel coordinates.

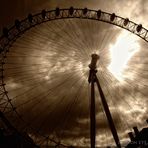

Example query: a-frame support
[88,54,121,148]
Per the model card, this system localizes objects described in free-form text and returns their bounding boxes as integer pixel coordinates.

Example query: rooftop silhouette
[126,120,148,148]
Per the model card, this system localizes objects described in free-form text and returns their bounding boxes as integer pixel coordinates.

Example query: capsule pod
[110,13,115,21]
[69,7,74,15]
[55,7,60,16]
[3,27,8,37]
[97,10,101,19]
[41,9,46,19]
[28,14,33,23]
[15,19,21,30]
[0,68,4,71]
[124,18,129,26]
[0,48,4,53]
[136,24,142,32]
[83,8,88,15]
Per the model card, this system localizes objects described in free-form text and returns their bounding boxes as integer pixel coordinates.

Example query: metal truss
[0,7,148,147]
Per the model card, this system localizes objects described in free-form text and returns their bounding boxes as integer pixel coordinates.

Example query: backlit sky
[0,0,148,147]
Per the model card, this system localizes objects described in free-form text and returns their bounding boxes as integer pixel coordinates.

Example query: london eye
[0,7,148,147]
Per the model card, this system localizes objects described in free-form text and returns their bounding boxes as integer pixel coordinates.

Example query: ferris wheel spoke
[129,66,148,72]
[125,68,148,78]
[4,64,50,70]
[6,52,83,60]
[10,69,82,101]
[4,62,50,66]
[4,62,82,78]
[123,79,148,97]
[6,68,84,95]
[96,81,131,139]
[19,74,85,134]
[59,19,90,57]
[99,33,117,58]
[76,19,92,56]
[98,67,135,130]
[98,63,142,125]
[14,70,84,113]
[86,19,96,52]
[66,81,90,144]
[4,65,50,71]
[4,71,49,80]
[55,80,87,138]
[98,63,129,99]
[35,72,86,135]
[129,60,148,65]
[100,28,113,51]
[14,39,53,53]
[45,20,87,58]
[4,68,47,76]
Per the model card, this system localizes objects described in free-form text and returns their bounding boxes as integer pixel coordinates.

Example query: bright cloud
[108,30,140,82]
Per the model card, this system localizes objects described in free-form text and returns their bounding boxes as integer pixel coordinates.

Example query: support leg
[95,75,121,148]
[90,73,96,148]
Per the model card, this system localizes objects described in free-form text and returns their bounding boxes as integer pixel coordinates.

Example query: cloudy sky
[0,0,148,29]
[0,0,148,147]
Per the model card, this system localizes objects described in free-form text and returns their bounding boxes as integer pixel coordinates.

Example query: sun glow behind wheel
[108,30,140,82]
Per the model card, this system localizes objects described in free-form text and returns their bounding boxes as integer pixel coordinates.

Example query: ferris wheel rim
[0,7,148,147]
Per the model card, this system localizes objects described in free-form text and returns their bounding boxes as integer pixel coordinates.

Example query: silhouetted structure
[0,129,39,148]
[88,54,121,148]
[126,121,148,148]
[0,111,39,148]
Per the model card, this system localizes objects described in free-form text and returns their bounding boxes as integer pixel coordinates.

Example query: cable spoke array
[0,7,148,147]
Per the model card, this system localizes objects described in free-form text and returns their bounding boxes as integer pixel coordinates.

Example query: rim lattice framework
[0,7,148,147]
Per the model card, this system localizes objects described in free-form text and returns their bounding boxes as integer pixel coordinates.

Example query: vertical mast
[88,54,121,148]
[88,54,99,148]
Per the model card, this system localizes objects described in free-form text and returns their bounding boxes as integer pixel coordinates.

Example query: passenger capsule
[15,19,21,30]
[28,14,33,23]
[124,18,129,26]
[55,7,60,16]
[97,10,101,19]
[41,10,46,19]
[3,27,8,38]
[69,7,74,15]
[110,13,115,21]
[0,48,4,53]
[136,24,142,32]
[83,8,88,15]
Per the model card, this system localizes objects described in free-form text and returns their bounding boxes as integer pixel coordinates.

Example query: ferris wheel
[0,7,148,148]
